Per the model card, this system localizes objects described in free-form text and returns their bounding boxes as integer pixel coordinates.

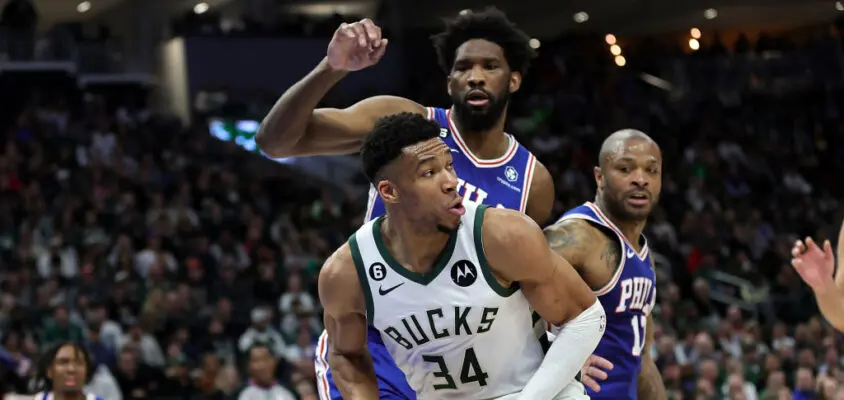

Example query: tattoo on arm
[544,221,591,269]
[599,242,622,274]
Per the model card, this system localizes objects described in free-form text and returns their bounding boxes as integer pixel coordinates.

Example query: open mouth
[627,192,650,207]
[466,90,490,107]
[448,198,466,216]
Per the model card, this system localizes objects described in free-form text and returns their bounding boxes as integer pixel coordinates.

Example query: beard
[451,89,509,132]
[601,189,653,222]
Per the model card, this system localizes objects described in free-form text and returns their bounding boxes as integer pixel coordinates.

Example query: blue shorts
[315,328,416,400]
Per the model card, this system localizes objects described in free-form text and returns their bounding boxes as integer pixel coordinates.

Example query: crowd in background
[1,6,844,400]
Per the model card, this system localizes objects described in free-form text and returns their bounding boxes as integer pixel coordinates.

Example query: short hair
[360,112,442,184]
[35,342,94,391]
[431,7,536,76]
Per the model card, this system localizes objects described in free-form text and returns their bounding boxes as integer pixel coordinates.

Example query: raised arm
[318,244,379,399]
[481,207,604,399]
[791,222,844,332]
[256,19,425,158]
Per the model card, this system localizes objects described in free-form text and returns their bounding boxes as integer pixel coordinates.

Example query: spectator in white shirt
[237,344,297,400]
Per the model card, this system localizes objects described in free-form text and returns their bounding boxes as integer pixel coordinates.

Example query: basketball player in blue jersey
[254,7,607,400]
[33,342,104,400]
[543,129,667,400]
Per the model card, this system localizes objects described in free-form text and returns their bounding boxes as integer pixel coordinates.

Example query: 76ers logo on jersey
[450,260,477,287]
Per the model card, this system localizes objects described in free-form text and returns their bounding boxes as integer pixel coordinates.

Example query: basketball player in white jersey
[318,112,605,399]
[791,219,844,332]
[32,342,104,400]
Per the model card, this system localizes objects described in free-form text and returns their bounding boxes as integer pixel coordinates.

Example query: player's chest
[605,271,656,315]
[452,161,524,210]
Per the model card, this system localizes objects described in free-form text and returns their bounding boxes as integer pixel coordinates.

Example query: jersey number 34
[423,347,488,390]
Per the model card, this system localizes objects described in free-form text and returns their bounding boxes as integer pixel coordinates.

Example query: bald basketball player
[543,130,667,400]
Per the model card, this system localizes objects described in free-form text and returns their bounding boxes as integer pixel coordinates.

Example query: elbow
[255,123,294,159]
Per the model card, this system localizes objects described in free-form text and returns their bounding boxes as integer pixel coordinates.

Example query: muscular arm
[482,208,604,398]
[318,245,379,399]
[638,314,667,400]
[524,161,555,226]
[815,223,844,331]
[544,218,621,291]
[256,58,425,158]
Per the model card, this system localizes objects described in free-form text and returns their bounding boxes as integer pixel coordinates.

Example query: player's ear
[376,179,400,204]
[593,166,603,190]
[509,71,522,93]
[446,74,453,97]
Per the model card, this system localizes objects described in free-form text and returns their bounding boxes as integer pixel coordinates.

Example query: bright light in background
[610,44,622,56]
[704,8,718,19]
[76,1,91,13]
[837,1,843,11]
[688,38,700,51]
[573,12,589,23]
[690,28,701,39]
[193,2,209,14]
[605,34,616,45]
[459,9,470,15]
[529,38,541,49]
[614,55,626,67]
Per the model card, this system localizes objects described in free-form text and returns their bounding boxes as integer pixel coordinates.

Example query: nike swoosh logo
[450,149,459,153]
[378,283,405,296]
[626,249,636,259]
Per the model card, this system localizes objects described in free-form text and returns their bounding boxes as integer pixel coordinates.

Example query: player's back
[557,202,657,400]
[353,202,544,399]
[364,107,538,221]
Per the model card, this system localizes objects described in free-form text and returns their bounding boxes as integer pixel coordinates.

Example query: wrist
[318,57,352,77]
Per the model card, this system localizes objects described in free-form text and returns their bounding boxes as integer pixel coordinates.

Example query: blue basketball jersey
[364,107,537,221]
[558,202,656,400]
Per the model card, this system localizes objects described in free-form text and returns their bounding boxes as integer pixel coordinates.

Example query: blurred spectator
[237,343,296,400]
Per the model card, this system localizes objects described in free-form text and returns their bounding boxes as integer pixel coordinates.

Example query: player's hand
[326,19,388,72]
[580,354,613,392]
[792,237,836,294]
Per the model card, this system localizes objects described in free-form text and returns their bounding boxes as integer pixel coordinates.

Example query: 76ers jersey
[557,202,657,400]
[365,107,537,221]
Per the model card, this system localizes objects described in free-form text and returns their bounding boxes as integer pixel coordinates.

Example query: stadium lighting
[194,2,209,14]
[605,34,616,45]
[704,8,718,19]
[614,55,626,67]
[76,1,91,13]
[573,12,589,23]
[459,9,471,15]
[610,44,622,56]
[690,28,701,39]
[689,38,700,51]
[529,38,541,49]
[837,1,843,11]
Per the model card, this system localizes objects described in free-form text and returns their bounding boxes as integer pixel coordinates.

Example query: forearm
[328,351,379,399]
[814,285,844,332]
[638,355,667,400]
[256,58,348,157]
[521,300,605,398]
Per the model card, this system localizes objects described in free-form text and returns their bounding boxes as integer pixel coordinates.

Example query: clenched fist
[327,18,388,72]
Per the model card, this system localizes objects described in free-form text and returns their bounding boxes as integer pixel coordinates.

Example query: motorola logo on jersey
[369,262,387,282]
[450,260,477,287]
[504,166,518,182]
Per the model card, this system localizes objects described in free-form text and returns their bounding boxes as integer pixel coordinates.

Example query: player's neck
[381,215,452,275]
[594,198,645,247]
[451,107,510,159]
[52,391,86,400]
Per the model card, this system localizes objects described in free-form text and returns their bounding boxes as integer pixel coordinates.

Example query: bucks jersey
[557,202,657,400]
[364,107,537,222]
[350,203,543,399]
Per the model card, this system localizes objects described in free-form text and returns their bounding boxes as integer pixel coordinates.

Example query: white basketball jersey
[351,202,544,399]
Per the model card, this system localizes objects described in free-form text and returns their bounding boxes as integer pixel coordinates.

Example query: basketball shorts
[495,380,590,400]
[315,329,416,400]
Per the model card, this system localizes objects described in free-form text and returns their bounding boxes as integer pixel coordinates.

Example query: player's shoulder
[480,206,543,248]
[544,217,609,260]
[317,242,361,302]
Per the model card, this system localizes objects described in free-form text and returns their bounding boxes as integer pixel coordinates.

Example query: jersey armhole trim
[348,234,375,325]
[473,204,519,297]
